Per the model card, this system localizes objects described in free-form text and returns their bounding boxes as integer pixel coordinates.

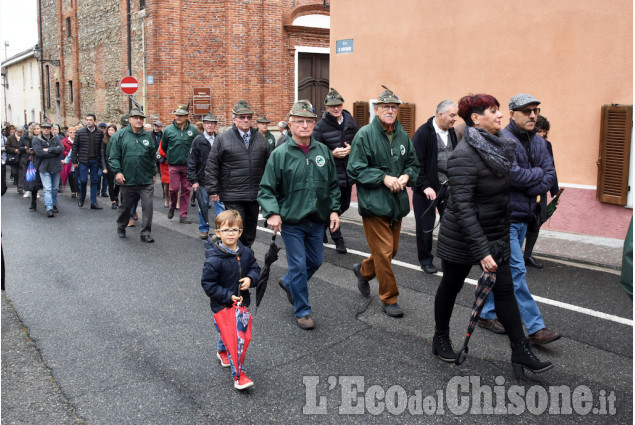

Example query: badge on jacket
[315,156,325,167]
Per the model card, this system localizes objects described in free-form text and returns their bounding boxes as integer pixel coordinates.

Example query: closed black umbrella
[255,234,280,307]
[455,240,506,365]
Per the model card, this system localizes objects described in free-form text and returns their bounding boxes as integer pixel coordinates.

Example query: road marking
[257,225,633,327]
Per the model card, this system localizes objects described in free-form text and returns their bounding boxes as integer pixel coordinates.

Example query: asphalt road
[1,183,632,424]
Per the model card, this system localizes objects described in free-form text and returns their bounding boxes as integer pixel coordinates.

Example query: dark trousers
[106,167,120,203]
[413,191,446,266]
[223,200,260,248]
[117,184,154,236]
[524,219,540,258]
[434,260,525,344]
[328,184,352,241]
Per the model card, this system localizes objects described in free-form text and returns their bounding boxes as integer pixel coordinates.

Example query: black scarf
[464,126,516,177]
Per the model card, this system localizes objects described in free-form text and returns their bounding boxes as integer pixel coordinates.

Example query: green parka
[258,135,341,224]
[108,126,157,186]
[347,116,419,222]
[160,120,199,165]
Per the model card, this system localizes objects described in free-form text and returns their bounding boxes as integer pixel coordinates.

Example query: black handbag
[5,153,18,165]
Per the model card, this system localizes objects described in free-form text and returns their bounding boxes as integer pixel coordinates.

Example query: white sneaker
[23,191,31,198]
[37,193,40,198]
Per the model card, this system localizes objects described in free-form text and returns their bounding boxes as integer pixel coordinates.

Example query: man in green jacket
[256,115,276,151]
[160,104,199,223]
[109,108,157,242]
[258,100,341,330]
[347,86,419,318]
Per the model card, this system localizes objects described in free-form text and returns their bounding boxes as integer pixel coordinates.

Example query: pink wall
[332,0,633,238]
[330,0,633,187]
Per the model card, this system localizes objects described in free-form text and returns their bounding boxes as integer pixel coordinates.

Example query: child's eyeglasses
[216,228,242,234]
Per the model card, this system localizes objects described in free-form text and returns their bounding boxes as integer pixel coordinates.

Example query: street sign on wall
[193,88,211,115]
[120,76,139,95]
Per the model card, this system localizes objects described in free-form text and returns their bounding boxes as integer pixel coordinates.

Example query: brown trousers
[360,216,402,305]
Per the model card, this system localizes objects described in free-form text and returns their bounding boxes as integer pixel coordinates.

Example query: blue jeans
[196,186,225,232]
[280,220,325,318]
[99,169,108,194]
[480,222,546,334]
[40,171,60,211]
[78,159,100,205]
[217,336,244,379]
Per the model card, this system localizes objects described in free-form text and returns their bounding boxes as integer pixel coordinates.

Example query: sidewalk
[342,202,625,271]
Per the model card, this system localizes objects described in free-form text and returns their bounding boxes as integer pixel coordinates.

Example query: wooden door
[298,53,329,117]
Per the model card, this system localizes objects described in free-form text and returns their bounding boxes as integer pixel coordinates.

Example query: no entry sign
[120,76,139,95]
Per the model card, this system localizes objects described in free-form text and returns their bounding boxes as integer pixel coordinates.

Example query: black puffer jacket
[436,128,511,265]
[72,126,105,169]
[205,125,270,202]
[313,109,358,187]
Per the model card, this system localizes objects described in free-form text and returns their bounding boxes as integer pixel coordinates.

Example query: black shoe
[353,263,370,297]
[421,264,438,274]
[140,234,155,243]
[52,205,59,214]
[168,208,175,219]
[111,202,117,209]
[101,192,108,197]
[334,238,347,254]
[71,193,77,198]
[117,228,126,238]
[179,217,192,224]
[524,256,544,269]
[57,188,63,193]
[432,330,456,362]
[29,202,37,211]
[78,198,85,207]
[46,210,54,217]
[278,279,293,305]
[382,303,404,318]
[90,203,102,210]
[323,229,328,244]
[511,339,553,378]
[190,197,196,207]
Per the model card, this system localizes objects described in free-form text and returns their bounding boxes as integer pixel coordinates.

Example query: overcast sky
[1,0,38,62]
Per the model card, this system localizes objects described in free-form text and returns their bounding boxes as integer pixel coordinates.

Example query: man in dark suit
[412,100,459,274]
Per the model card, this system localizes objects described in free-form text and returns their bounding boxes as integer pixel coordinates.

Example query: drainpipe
[127,0,132,111]
[141,10,146,113]
[37,0,45,120]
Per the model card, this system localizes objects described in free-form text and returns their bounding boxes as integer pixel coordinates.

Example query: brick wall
[40,0,329,128]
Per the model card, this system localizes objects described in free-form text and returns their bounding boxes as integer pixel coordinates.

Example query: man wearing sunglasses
[478,93,560,345]
[205,100,270,248]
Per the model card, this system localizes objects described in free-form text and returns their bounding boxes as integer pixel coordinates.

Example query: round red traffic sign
[120,76,139,95]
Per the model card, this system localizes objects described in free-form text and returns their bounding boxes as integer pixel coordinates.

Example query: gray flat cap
[509,93,541,111]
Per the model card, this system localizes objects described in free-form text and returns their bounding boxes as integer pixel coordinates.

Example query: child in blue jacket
[201,210,260,390]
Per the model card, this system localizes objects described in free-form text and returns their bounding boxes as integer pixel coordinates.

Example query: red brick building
[38,0,330,127]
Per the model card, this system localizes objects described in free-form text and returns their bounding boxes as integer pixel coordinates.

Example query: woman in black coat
[433,94,552,377]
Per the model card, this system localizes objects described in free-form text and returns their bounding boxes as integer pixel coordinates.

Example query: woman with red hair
[433,94,552,378]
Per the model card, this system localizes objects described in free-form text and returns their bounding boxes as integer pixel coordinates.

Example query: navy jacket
[200,238,260,313]
[503,120,556,223]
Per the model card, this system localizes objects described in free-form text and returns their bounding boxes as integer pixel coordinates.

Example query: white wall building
[1,47,41,127]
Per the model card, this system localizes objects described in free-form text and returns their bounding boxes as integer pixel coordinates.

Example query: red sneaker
[216,351,230,368]
[234,373,254,390]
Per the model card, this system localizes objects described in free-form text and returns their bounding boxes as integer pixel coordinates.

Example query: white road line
[256,225,633,327]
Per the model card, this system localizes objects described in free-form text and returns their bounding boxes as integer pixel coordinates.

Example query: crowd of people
[1,87,561,388]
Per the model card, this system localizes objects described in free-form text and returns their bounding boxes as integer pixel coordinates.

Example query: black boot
[432,330,456,363]
[511,339,553,378]
[29,198,37,211]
